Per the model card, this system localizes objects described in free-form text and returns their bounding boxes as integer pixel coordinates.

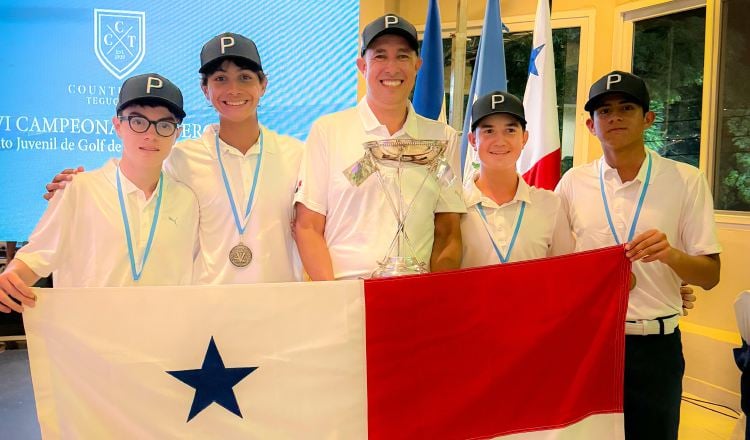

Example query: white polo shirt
[461,175,574,268]
[16,159,198,287]
[165,124,303,285]
[556,150,722,320]
[294,98,466,280]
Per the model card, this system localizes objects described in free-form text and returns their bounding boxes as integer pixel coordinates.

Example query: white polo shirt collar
[206,123,278,160]
[464,174,533,210]
[599,149,658,187]
[357,97,420,138]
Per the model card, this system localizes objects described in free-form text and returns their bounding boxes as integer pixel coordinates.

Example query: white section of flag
[24,282,367,439]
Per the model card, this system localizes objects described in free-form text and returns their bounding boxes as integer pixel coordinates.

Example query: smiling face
[357,34,421,111]
[586,93,655,154]
[201,59,267,123]
[114,104,181,168]
[469,113,528,173]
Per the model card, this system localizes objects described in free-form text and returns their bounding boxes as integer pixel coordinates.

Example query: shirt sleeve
[15,182,77,278]
[293,120,329,216]
[436,129,467,213]
[549,195,576,257]
[163,144,184,183]
[679,170,722,256]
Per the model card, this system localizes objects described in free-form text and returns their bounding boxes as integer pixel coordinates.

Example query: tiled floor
[680,393,742,439]
[0,348,744,439]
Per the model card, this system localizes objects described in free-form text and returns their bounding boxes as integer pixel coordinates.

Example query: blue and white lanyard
[215,130,264,236]
[476,201,526,264]
[116,167,163,281]
[598,152,652,244]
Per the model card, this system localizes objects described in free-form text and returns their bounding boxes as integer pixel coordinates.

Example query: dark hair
[200,56,267,86]
[117,98,183,123]
[473,114,527,133]
[587,96,646,119]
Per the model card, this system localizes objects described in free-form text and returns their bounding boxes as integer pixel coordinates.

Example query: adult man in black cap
[0,73,198,311]
[293,14,465,280]
[460,91,573,268]
[556,70,721,439]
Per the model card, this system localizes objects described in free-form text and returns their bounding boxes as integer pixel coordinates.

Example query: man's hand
[43,166,84,201]
[681,283,696,316]
[0,271,36,313]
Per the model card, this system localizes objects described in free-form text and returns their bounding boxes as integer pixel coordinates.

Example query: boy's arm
[293,203,335,281]
[625,230,721,290]
[0,260,40,313]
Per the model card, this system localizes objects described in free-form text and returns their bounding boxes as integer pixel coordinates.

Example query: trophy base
[370,256,428,279]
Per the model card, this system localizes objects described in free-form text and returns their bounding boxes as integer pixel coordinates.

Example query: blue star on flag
[528,43,545,76]
[167,336,257,422]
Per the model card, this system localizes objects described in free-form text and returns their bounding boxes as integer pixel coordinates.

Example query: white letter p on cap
[606,74,622,90]
[220,36,235,54]
[491,94,505,109]
[146,77,163,94]
[384,15,399,28]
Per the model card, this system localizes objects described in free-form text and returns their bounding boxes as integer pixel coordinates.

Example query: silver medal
[229,243,252,267]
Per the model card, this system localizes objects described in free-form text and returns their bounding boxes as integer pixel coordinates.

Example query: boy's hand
[681,283,696,316]
[0,272,36,313]
[44,166,84,201]
[625,229,674,263]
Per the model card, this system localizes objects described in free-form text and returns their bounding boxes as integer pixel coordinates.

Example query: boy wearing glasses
[45,34,304,284]
[0,73,198,313]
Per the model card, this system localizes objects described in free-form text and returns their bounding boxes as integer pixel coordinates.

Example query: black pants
[624,329,684,440]
[741,367,750,440]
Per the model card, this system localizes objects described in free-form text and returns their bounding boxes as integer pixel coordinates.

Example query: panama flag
[24,246,628,439]
[517,0,562,190]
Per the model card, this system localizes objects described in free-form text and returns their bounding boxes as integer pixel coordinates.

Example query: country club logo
[93,9,146,80]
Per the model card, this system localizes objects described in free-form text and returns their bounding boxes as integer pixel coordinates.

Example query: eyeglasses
[118,115,179,137]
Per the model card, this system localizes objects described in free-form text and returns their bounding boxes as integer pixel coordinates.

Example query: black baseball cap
[471,91,526,131]
[361,14,418,56]
[117,73,186,120]
[585,70,650,113]
[199,33,262,73]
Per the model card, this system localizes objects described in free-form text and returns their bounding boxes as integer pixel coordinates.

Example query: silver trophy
[343,139,456,278]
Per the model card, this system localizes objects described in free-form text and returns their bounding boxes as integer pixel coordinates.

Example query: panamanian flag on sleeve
[24,246,629,439]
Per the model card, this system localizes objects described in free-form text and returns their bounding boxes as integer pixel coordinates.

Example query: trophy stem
[356,139,450,278]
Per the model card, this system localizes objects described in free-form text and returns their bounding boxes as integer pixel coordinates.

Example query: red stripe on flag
[521,148,562,190]
[365,246,630,439]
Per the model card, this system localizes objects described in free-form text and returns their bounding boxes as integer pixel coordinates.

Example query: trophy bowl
[363,139,446,166]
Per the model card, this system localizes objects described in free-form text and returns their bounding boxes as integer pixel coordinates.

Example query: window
[713,0,750,212]
[631,7,706,167]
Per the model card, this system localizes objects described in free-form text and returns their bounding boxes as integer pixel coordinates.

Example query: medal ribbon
[598,151,652,245]
[215,130,264,237]
[116,167,163,281]
[476,201,526,264]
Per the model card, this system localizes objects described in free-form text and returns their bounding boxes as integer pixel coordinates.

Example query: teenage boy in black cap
[44,33,304,285]
[293,14,465,280]
[0,74,198,312]
[556,70,721,439]
[460,91,573,268]
[164,32,303,284]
